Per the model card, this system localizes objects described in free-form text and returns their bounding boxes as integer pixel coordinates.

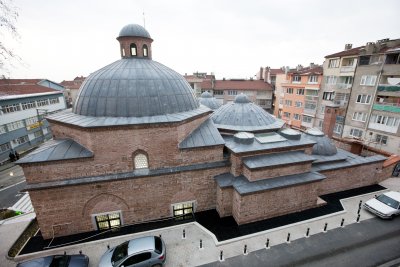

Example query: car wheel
[390,214,396,220]
[152,265,162,267]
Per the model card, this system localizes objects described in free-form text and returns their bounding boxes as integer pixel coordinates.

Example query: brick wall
[30,166,228,239]
[216,186,233,217]
[232,182,320,225]
[243,162,312,181]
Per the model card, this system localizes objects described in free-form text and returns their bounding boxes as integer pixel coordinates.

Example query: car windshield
[49,255,70,267]
[111,241,129,263]
[376,194,400,208]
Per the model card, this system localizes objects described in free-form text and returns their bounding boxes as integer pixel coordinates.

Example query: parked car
[16,254,89,267]
[99,236,166,267]
[364,191,400,219]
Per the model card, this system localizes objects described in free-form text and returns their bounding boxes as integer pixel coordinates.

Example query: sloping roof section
[213,79,272,91]
[179,118,225,149]
[243,150,315,169]
[215,172,326,195]
[0,79,59,97]
[325,46,364,58]
[16,139,93,164]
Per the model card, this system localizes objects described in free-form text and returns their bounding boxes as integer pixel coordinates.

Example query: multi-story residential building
[277,64,323,129]
[256,67,285,115]
[201,78,273,112]
[342,38,400,155]
[316,44,364,137]
[60,76,85,108]
[0,79,67,162]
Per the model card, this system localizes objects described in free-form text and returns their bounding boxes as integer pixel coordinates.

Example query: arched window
[134,153,148,169]
[143,44,148,57]
[130,43,137,56]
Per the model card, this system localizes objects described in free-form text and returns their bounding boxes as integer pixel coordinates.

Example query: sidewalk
[6,178,400,267]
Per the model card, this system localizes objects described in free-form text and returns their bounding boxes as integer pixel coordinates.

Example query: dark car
[16,254,89,267]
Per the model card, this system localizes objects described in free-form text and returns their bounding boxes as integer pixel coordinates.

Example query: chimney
[365,42,375,54]
[266,67,271,83]
[344,44,352,51]
[259,67,264,80]
[296,64,303,71]
[285,66,289,75]
[310,62,315,68]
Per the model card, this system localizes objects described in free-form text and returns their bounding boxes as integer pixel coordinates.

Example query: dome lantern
[116,24,153,59]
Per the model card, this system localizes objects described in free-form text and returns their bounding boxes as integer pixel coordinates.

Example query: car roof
[383,191,400,202]
[127,236,155,255]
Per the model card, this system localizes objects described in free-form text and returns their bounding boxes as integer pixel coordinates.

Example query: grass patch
[8,219,39,258]
[0,209,22,220]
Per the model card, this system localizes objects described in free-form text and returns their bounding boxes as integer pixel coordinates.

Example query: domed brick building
[18,24,390,239]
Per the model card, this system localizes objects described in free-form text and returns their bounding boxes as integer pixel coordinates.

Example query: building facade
[16,25,393,241]
[342,39,400,155]
[0,79,67,162]
[60,76,86,108]
[276,64,323,130]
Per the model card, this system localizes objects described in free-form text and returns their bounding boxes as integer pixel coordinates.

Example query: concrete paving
[3,178,400,267]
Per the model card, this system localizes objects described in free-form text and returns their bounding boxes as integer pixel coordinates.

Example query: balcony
[373,103,400,113]
[305,95,319,101]
[303,108,317,115]
[377,84,400,92]
[340,65,356,73]
[368,122,398,134]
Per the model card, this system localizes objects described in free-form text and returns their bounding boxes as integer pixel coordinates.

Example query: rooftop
[325,46,364,58]
[0,79,60,98]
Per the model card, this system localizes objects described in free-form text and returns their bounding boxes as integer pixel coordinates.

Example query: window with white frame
[349,128,363,138]
[333,124,343,134]
[0,142,10,152]
[285,100,292,106]
[286,88,294,94]
[283,112,291,118]
[2,103,21,113]
[308,75,318,83]
[134,153,149,169]
[360,75,377,86]
[369,55,384,65]
[328,59,340,68]
[214,90,223,95]
[228,90,238,96]
[318,120,324,128]
[0,125,6,134]
[370,114,400,127]
[325,76,337,85]
[37,99,49,107]
[21,101,36,110]
[293,113,301,121]
[352,112,367,122]
[323,92,335,100]
[25,116,38,126]
[6,120,24,131]
[14,135,29,145]
[302,115,312,123]
[292,76,301,83]
[343,76,353,85]
[295,101,303,108]
[49,98,60,104]
[375,134,388,145]
[304,102,316,110]
[296,89,305,95]
[356,94,371,104]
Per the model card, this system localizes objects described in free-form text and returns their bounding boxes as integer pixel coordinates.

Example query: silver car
[99,236,166,267]
[16,254,89,267]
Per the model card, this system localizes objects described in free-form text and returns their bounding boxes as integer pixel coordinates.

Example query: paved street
[0,165,26,209]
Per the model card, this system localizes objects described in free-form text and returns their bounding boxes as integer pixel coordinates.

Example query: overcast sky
[4,0,400,82]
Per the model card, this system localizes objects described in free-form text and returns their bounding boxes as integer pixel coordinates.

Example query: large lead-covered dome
[73,24,199,118]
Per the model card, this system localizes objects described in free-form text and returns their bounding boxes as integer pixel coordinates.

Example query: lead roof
[73,58,200,118]
[16,139,93,164]
[243,150,315,169]
[179,118,225,149]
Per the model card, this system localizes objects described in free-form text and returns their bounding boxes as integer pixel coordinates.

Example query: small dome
[304,131,337,156]
[211,95,284,132]
[118,24,151,39]
[234,93,251,104]
[199,91,221,110]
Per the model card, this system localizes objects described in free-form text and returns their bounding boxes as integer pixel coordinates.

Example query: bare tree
[0,0,20,77]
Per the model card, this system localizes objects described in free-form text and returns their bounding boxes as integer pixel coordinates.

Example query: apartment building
[60,76,85,108]
[316,44,364,136]
[0,79,67,162]
[277,64,323,129]
[183,72,215,97]
[343,38,400,155]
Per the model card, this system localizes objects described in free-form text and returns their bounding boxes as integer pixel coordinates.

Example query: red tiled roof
[379,44,400,53]
[212,80,272,91]
[60,76,86,90]
[325,46,364,59]
[201,80,213,89]
[270,69,285,75]
[0,79,58,96]
[290,66,323,76]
